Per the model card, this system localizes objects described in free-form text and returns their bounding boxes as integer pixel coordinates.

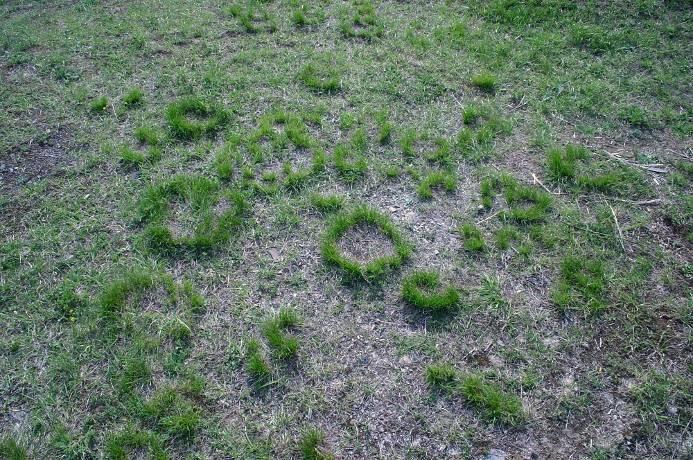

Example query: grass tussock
[262,308,301,360]
[551,255,607,314]
[166,97,229,140]
[138,175,248,253]
[546,144,650,197]
[310,194,345,214]
[425,364,524,425]
[460,223,485,252]
[299,428,334,460]
[105,428,167,460]
[340,0,384,40]
[227,4,277,33]
[298,64,341,94]
[417,171,456,199]
[321,205,412,281]
[402,270,461,311]
[90,96,109,113]
[334,129,368,182]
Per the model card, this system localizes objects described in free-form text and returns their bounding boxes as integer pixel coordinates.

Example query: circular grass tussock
[138,175,248,253]
[402,270,460,311]
[321,206,412,281]
[166,97,230,140]
[298,63,341,94]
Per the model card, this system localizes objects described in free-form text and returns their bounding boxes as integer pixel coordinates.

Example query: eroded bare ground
[0,0,691,459]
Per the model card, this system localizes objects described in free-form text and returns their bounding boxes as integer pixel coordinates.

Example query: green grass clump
[374,110,393,144]
[425,365,524,425]
[400,130,452,167]
[340,0,384,40]
[118,354,152,393]
[0,437,28,460]
[479,178,497,209]
[310,194,345,213]
[138,175,247,253]
[547,144,590,181]
[99,270,157,319]
[298,64,340,94]
[165,97,229,140]
[417,171,456,199]
[262,308,301,360]
[123,87,144,107]
[425,363,457,387]
[249,110,313,156]
[292,4,325,28]
[50,279,87,322]
[575,168,645,194]
[245,338,272,384]
[460,223,485,252]
[227,4,277,33]
[90,96,108,113]
[459,374,524,425]
[119,146,160,168]
[334,129,368,182]
[321,206,412,282]
[551,255,607,314]
[457,108,511,162]
[500,176,552,223]
[105,428,167,460]
[141,387,202,440]
[470,72,497,93]
[402,271,460,311]
[283,149,327,192]
[299,428,334,460]
[495,225,518,250]
[546,145,649,197]
[134,125,160,146]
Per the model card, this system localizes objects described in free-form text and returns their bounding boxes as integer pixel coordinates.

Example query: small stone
[399,355,412,365]
[667,405,678,415]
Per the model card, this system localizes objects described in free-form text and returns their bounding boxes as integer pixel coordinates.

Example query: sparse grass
[456,108,511,162]
[227,4,277,33]
[1,0,690,457]
[165,97,229,140]
[417,171,456,199]
[546,145,650,197]
[402,270,460,311]
[321,205,412,281]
